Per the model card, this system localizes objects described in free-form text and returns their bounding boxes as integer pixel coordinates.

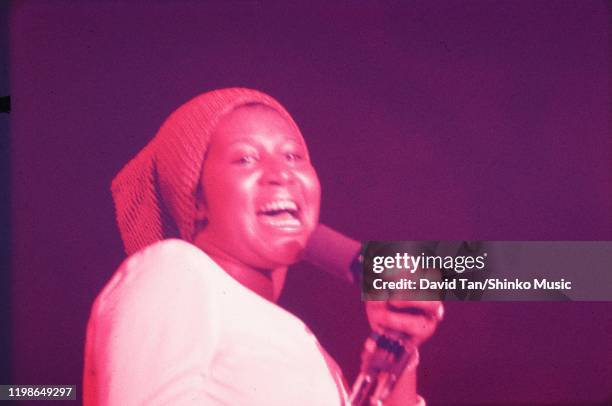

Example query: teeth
[259,200,298,213]
[259,216,301,228]
[257,199,302,229]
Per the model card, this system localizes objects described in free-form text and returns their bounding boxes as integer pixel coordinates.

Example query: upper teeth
[260,200,298,213]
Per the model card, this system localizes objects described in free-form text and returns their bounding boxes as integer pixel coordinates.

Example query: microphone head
[302,224,362,284]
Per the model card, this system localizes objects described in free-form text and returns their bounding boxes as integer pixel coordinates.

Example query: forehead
[209,105,304,147]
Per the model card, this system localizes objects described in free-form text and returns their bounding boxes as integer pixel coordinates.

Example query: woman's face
[197,105,321,270]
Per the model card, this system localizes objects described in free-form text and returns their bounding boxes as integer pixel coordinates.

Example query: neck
[193,233,287,302]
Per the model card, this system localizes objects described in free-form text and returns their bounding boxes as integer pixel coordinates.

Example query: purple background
[8,1,612,405]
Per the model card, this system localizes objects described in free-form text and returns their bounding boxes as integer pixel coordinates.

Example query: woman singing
[83,88,442,405]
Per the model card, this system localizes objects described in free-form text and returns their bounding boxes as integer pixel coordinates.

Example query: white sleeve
[83,240,221,406]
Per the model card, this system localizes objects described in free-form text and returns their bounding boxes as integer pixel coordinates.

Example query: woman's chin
[263,239,306,267]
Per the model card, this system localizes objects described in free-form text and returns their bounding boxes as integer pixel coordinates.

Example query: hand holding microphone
[357,301,443,405]
[303,224,444,405]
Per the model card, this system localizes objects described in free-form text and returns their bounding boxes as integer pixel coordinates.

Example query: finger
[366,300,441,324]
[366,300,443,321]
[436,303,445,321]
[366,305,439,345]
[372,309,437,335]
[386,300,443,321]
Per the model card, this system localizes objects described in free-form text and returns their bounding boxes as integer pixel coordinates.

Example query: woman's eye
[285,153,303,162]
[234,155,257,165]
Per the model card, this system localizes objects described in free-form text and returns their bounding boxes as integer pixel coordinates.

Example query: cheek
[298,169,321,215]
[203,171,258,219]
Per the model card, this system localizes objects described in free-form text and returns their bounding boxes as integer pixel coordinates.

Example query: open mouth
[256,199,302,229]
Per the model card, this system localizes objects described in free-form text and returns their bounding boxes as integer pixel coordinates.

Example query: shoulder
[92,239,223,319]
[118,238,218,285]
[84,240,225,403]
[125,238,213,275]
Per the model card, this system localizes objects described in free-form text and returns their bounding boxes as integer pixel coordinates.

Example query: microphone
[302,223,362,284]
[302,224,421,405]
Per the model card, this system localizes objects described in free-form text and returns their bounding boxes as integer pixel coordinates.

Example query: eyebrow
[224,136,306,147]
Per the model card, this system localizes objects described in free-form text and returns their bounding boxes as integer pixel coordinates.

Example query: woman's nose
[260,157,293,185]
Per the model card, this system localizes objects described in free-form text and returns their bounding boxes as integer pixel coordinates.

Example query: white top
[83,239,349,405]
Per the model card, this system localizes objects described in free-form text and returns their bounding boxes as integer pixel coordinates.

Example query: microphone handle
[349,330,416,406]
